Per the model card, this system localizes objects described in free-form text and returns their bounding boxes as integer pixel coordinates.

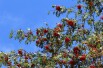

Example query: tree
[0,0,103,68]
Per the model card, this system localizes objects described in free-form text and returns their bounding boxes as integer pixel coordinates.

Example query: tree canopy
[0,0,103,68]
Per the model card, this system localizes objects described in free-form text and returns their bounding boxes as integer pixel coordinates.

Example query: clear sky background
[0,0,76,53]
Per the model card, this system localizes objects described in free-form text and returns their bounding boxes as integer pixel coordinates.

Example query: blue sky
[0,0,76,53]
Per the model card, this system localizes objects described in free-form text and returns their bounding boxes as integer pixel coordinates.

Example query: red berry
[66,20,75,27]
[65,37,70,43]
[73,47,79,51]
[87,44,92,47]
[4,56,8,61]
[17,63,21,67]
[74,50,78,54]
[77,4,82,9]
[43,29,48,34]
[56,6,61,11]
[36,40,40,44]
[92,48,97,52]
[57,23,62,28]
[54,27,61,32]
[36,30,40,35]
[61,60,67,64]
[80,55,86,61]
[63,52,68,58]
[89,2,93,6]
[25,56,28,59]
[45,45,50,50]
[75,54,79,58]
[73,47,80,54]
[69,60,75,65]
[53,32,60,37]
[18,49,23,55]
[43,38,47,41]
[90,65,95,68]
[36,31,39,35]
[7,61,11,66]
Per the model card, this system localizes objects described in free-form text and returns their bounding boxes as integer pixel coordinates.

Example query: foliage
[7,0,103,68]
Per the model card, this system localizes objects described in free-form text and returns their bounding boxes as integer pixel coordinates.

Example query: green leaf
[27,36,31,41]
[88,19,92,25]
[32,36,37,41]
[9,30,13,38]
[67,9,72,14]
[97,44,101,49]
[21,33,25,39]
[84,13,89,19]
[24,63,29,67]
